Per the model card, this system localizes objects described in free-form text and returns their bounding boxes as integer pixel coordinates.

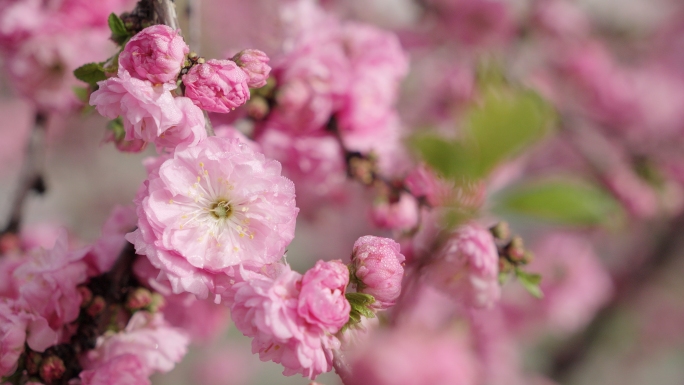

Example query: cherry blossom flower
[182,59,250,113]
[119,24,189,85]
[89,69,183,144]
[80,354,151,385]
[127,136,298,298]
[228,264,342,379]
[298,260,350,333]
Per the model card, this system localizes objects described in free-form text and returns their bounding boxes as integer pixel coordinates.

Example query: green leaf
[108,13,130,45]
[107,117,125,141]
[495,178,624,226]
[72,86,89,103]
[464,88,554,176]
[515,269,543,299]
[73,62,106,85]
[411,87,554,182]
[411,135,474,179]
[345,292,376,306]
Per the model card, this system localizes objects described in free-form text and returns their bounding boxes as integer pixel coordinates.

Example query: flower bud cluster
[89,24,271,153]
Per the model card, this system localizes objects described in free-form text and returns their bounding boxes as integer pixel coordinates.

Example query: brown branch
[548,211,684,381]
[1,112,47,236]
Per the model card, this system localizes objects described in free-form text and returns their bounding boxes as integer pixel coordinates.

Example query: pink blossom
[370,193,419,231]
[126,137,298,299]
[80,354,151,385]
[153,96,207,151]
[352,236,405,309]
[119,24,189,85]
[85,312,189,376]
[256,129,347,213]
[349,328,478,385]
[232,49,271,88]
[6,28,112,112]
[425,223,501,308]
[214,124,262,153]
[229,264,340,379]
[298,260,350,333]
[13,231,88,331]
[0,301,27,377]
[182,59,250,113]
[336,22,408,138]
[89,69,183,143]
[268,29,350,134]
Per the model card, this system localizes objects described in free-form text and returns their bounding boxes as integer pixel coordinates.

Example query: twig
[332,349,353,384]
[548,211,684,381]
[1,112,47,235]
[203,110,215,136]
[186,0,201,53]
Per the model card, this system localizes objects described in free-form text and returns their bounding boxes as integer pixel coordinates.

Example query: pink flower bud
[352,236,406,310]
[39,356,65,384]
[298,260,351,333]
[232,49,271,88]
[182,59,250,113]
[119,25,189,84]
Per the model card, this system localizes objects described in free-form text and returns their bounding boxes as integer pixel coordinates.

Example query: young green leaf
[73,62,107,85]
[495,178,624,226]
[108,13,130,45]
[515,269,543,299]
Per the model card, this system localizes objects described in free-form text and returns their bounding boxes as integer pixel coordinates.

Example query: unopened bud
[506,236,525,262]
[348,155,375,185]
[490,221,510,241]
[148,292,166,313]
[246,96,269,120]
[126,287,153,310]
[522,251,534,265]
[499,258,513,274]
[87,296,106,317]
[78,285,93,307]
[26,351,42,375]
[196,57,206,64]
[40,356,65,384]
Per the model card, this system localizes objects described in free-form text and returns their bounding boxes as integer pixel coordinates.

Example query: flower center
[210,200,232,219]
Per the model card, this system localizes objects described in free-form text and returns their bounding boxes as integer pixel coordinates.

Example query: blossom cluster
[90,23,270,152]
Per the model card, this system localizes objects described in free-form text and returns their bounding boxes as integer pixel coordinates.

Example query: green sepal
[107,117,125,142]
[73,62,107,86]
[108,13,130,45]
[515,268,543,299]
[341,292,377,332]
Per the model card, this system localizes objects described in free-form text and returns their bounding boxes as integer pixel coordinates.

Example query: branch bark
[332,349,353,385]
[1,111,47,235]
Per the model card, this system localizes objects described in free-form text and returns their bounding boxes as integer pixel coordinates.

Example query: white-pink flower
[13,231,88,331]
[89,69,182,144]
[425,223,501,308]
[119,24,189,85]
[80,354,151,385]
[85,312,189,377]
[228,264,340,379]
[127,137,299,299]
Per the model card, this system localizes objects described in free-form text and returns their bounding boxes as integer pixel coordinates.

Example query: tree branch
[548,211,684,381]
[1,111,47,236]
[332,349,353,384]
